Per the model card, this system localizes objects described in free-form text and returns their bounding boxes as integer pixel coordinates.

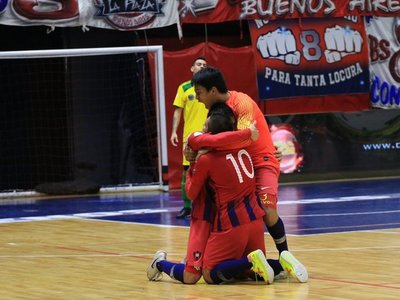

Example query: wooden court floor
[1,218,399,300]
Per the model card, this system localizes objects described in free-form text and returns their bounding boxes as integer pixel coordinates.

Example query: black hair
[192,56,207,66]
[207,102,236,134]
[191,66,228,93]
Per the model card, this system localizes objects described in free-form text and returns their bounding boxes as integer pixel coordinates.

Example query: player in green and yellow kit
[170,57,208,219]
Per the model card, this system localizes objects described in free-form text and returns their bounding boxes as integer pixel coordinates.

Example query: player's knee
[183,272,202,284]
[202,269,213,284]
[264,206,278,216]
[263,208,279,226]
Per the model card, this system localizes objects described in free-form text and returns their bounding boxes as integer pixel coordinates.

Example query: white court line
[0,254,135,258]
[279,194,399,205]
[0,207,182,224]
[0,193,399,224]
[279,245,400,252]
[283,209,400,218]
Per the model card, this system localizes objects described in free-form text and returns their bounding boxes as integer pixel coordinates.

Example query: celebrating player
[185,66,308,283]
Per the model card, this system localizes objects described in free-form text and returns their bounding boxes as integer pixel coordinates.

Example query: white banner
[79,0,179,31]
[367,17,400,108]
[0,0,179,31]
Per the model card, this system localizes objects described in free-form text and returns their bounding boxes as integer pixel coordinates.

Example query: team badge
[193,251,201,261]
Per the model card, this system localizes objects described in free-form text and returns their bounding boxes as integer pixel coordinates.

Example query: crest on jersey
[193,251,202,261]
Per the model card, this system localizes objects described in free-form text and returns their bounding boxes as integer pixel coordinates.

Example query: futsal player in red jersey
[147,103,278,284]
[186,103,274,284]
[186,67,308,283]
[146,184,214,284]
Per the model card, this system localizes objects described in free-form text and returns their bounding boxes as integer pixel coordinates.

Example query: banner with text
[180,0,400,23]
[79,0,179,31]
[0,0,179,31]
[249,17,370,100]
[367,17,400,108]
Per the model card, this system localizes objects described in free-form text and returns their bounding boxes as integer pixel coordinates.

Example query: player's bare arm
[170,107,183,146]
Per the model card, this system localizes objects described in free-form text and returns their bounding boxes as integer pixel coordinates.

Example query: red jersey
[189,185,214,223]
[188,91,279,169]
[185,147,265,232]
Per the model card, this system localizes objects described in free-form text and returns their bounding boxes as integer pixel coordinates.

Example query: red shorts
[202,218,265,271]
[185,218,211,275]
[255,165,279,209]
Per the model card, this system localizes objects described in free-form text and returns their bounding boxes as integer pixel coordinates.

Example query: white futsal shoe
[147,250,167,281]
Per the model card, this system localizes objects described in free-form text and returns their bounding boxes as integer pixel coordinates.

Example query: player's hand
[184,142,197,163]
[274,145,283,162]
[249,121,259,141]
[195,148,209,162]
[257,28,301,65]
[170,132,179,147]
[324,25,363,63]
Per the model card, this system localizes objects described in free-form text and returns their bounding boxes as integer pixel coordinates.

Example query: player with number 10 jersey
[188,90,280,209]
[186,146,265,232]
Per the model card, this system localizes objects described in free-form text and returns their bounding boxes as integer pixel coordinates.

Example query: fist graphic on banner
[257,28,301,65]
[324,25,363,63]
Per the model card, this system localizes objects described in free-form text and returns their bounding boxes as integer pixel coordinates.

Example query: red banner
[180,0,400,23]
[162,42,258,189]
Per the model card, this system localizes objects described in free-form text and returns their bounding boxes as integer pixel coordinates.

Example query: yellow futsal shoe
[247,249,274,284]
[279,250,308,283]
